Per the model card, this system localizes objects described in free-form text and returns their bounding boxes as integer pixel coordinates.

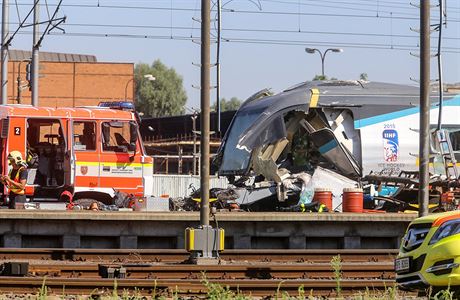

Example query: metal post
[185,0,224,264]
[31,0,40,106]
[216,0,221,133]
[192,113,197,175]
[178,145,183,174]
[17,62,21,104]
[320,52,325,77]
[200,0,210,227]
[419,0,430,217]
[1,0,9,105]
[320,49,333,78]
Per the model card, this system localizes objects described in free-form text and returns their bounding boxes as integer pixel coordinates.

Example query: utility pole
[31,0,40,106]
[185,0,224,264]
[419,0,430,217]
[216,0,222,134]
[200,0,211,228]
[1,0,9,105]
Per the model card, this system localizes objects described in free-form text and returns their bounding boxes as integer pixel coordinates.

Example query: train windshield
[219,109,263,175]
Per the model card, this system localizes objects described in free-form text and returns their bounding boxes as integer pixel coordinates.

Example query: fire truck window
[26,119,63,147]
[102,121,134,152]
[39,122,62,145]
[73,122,96,151]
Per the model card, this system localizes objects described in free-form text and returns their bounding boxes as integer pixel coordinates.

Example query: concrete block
[146,196,170,211]
[176,235,185,249]
[3,233,21,248]
[289,235,306,249]
[38,202,67,210]
[62,235,81,248]
[343,236,361,249]
[120,236,137,249]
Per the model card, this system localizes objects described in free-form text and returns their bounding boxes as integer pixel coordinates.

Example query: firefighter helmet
[7,151,23,165]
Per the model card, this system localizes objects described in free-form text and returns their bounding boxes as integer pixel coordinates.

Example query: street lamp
[124,74,156,101]
[305,48,343,78]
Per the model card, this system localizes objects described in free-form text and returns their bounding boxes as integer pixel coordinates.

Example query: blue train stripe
[354,95,460,129]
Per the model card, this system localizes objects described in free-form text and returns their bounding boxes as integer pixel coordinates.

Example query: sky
[2,0,460,110]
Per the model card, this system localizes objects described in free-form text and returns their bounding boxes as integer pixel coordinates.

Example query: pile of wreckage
[171,80,460,213]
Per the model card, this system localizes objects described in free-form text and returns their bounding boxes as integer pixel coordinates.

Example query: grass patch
[9,270,458,299]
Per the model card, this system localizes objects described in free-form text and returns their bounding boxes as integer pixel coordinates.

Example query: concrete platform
[0,211,417,249]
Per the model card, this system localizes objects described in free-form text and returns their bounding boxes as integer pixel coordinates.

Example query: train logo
[383,129,399,162]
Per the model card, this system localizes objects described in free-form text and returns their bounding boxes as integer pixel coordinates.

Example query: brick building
[4,50,134,107]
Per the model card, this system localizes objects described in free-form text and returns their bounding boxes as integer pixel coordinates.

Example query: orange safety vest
[8,167,25,195]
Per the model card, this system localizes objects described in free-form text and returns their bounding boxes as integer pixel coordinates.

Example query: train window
[73,121,96,151]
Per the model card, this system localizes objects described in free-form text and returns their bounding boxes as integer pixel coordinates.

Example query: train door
[99,120,144,196]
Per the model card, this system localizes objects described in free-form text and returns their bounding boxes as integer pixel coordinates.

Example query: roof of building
[9,49,97,63]
[0,104,135,120]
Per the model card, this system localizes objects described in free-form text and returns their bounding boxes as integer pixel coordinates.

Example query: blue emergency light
[98,101,135,111]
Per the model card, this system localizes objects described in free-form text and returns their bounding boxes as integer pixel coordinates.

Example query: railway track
[27,262,395,280]
[0,248,402,297]
[0,277,397,297]
[0,248,398,263]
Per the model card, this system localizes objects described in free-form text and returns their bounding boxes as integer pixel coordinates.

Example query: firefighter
[1,151,28,209]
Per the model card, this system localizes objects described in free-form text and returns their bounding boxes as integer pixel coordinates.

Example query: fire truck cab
[0,102,154,204]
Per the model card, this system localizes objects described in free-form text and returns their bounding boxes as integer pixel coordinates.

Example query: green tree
[312,75,337,81]
[212,97,242,112]
[312,75,327,81]
[134,60,187,117]
[360,73,369,81]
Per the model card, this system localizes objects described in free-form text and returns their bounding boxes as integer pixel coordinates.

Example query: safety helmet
[7,151,23,165]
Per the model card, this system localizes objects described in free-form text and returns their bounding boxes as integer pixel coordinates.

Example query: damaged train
[206,80,460,212]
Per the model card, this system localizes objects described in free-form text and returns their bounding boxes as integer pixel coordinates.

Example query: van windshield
[219,109,262,174]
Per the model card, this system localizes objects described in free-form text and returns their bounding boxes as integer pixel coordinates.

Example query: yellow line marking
[310,88,319,107]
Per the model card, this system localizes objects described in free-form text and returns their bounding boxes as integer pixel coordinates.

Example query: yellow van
[396,211,460,291]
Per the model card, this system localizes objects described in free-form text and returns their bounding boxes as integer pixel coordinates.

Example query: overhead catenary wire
[9,30,460,54]
[9,2,460,22]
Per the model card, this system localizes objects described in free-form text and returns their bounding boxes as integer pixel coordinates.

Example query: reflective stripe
[75,161,145,167]
[8,167,25,195]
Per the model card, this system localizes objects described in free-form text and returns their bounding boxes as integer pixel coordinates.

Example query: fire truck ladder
[435,129,459,179]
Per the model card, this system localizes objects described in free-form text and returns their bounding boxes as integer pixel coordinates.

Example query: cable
[7,18,460,46]
[18,22,459,41]
[10,2,460,22]
[11,31,460,53]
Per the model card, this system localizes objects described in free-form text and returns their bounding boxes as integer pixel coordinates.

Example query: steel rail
[0,277,399,297]
[26,262,396,280]
[0,248,398,263]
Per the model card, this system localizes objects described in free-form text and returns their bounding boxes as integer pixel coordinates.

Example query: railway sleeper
[98,265,126,279]
[0,262,29,276]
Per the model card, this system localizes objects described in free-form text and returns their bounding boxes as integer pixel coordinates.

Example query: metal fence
[151,174,230,198]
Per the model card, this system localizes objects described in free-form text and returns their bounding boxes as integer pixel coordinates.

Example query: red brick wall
[6,61,134,107]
